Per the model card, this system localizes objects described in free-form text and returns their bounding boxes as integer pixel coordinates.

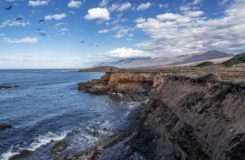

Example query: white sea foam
[99,120,111,128]
[125,111,131,116]
[69,132,98,151]
[0,131,69,160]
[27,131,68,151]
[1,146,20,160]
[127,101,141,109]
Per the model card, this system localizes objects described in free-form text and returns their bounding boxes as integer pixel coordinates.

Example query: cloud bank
[135,0,245,55]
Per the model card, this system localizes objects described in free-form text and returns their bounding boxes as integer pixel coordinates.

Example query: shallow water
[0,70,137,160]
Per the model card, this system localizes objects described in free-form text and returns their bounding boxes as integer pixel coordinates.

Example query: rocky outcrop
[52,140,68,154]
[138,74,245,160]
[0,123,12,131]
[79,72,156,95]
[0,85,18,89]
[9,150,33,160]
[78,69,245,160]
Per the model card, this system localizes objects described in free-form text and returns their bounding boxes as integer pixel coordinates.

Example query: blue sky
[0,0,244,69]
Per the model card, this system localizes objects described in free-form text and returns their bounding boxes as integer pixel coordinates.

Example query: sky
[0,0,244,69]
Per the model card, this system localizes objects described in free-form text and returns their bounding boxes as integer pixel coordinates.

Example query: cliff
[78,65,245,160]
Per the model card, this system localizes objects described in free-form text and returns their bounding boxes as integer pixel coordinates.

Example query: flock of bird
[4,4,47,37]
[3,4,110,47]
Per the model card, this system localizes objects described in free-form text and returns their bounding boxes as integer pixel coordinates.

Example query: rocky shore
[78,64,245,160]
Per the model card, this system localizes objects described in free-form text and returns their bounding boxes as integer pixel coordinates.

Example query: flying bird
[39,32,46,36]
[5,5,13,11]
[39,19,45,23]
[80,41,85,44]
[36,28,46,36]
[88,43,98,47]
[16,17,23,21]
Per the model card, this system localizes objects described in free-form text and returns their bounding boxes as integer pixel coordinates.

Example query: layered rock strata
[78,70,245,160]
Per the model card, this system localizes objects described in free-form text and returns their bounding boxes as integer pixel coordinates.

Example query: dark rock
[196,61,214,67]
[197,73,221,82]
[51,140,68,154]
[9,150,32,160]
[77,69,245,160]
[0,85,18,89]
[0,123,12,131]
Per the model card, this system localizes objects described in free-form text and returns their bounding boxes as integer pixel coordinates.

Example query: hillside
[223,52,245,67]
[79,66,120,72]
[99,50,233,68]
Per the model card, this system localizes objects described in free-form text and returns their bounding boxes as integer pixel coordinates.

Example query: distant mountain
[173,50,233,65]
[79,66,120,72]
[99,50,233,68]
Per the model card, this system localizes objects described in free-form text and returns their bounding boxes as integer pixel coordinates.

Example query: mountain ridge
[98,50,233,68]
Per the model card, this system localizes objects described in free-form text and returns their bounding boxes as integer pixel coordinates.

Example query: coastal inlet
[0,70,140,160]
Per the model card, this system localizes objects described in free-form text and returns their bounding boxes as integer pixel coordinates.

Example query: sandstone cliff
[78,65,245,160]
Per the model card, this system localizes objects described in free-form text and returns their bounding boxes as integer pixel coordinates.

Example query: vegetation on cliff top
[223,52,245,67]
[196,61,214,67]
[79,66,120,72]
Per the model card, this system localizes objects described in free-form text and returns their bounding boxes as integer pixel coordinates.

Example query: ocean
[0,70,138,160]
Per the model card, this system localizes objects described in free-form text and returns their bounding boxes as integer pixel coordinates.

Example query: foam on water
[0,131,69,160]
[0,146,19,160]
[27,131,68,151]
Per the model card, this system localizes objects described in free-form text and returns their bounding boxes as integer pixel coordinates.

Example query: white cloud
[109,47,149,58]
[68,0,82,9]
[135,0,245,55]
[193,0,202,5]
[159,4,168,9]
[110,2,132,12]
[219,0,229,5]
[4,37,38,44]
[134,18,146,23]
[97,25,134,39]
[58,28,69,35]
[114,26,134,39]
[0,54,100,69]
[85,8,110,20]
[98,29,110,34]
[45,13,66,20]
[99,0,109,7]
[136,2,152,11]
[28,0,48,7]
[0,19,29,28]
[184,11,204,17]
[55,22,66,27]
[156,13,182,20]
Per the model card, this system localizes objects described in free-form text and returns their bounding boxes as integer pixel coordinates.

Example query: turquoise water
[0,70,136,160]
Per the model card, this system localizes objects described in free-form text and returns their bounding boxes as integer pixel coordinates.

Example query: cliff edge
[78,64,245,160]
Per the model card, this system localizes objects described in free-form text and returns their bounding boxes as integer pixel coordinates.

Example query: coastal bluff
[78,65,245,160]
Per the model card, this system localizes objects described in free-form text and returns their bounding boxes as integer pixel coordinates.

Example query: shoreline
[78,64,245,159]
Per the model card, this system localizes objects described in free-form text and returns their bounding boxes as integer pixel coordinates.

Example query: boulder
[9,150,32,160]
[0,85,18,89]
[51,140,68,154]
[0,123,12,131]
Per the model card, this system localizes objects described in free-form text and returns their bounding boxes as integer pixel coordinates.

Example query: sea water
[0,70,137,160]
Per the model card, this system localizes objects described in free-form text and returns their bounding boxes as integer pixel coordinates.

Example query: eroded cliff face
[79,72,156,94]
[139,75,245,160]
[78,71,245,160]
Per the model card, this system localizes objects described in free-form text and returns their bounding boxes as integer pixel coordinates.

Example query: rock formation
[78,65,245,160]
[0,123,12,131]
[0,85,18,89]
